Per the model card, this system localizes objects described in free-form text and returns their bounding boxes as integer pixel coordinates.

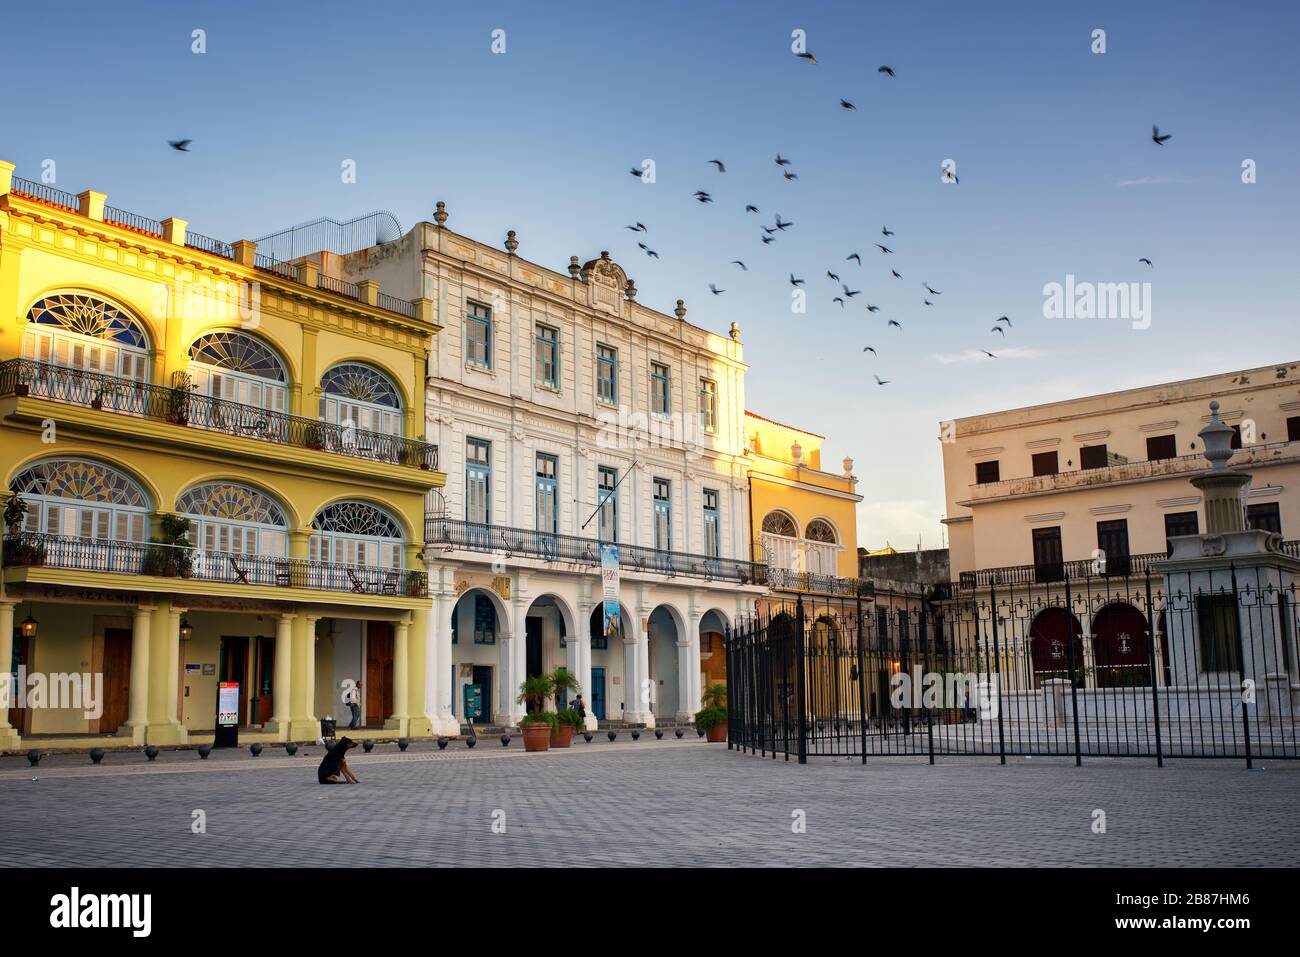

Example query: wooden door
[365,622,394,726]
[255,638,275,725]
[100,628,133,734]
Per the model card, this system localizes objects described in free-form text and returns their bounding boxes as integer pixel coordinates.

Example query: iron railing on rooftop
[103,205,164,237]
[253,253,297,281]
[8,176,79,211]
[378,291,417,318]
[0,358,438,471]
[317,273,359,299]
[185,231,234,259]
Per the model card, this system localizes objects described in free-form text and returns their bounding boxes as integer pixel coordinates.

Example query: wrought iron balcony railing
[425,515,766,586]
[2,532,429,598]
[9,176,79,211]
[0,358,438,472]
[763,565,878,598]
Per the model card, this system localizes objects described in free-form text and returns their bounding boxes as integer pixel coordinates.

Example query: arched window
[318,362,402,436]
[23,293,150,381]
[310,501,404,569]
[805,519,837,543]
[761,511,797,537]
[10,458,149,541]
[188,331,288,412]
[176,482,288,557]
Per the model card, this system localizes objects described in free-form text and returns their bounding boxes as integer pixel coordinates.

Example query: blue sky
[4,0,1296,549]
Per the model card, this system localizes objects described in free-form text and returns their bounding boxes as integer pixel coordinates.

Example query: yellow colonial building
[0,161,445,751]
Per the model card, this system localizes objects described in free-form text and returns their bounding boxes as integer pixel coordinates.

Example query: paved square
[1,740,1295,867]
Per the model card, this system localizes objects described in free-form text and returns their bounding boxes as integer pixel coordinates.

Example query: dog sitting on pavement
[317,736,360,784]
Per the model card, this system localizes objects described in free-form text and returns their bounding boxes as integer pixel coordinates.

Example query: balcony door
[22,294,150,410]
[187,331,288,420]
[1032,526,1064,583]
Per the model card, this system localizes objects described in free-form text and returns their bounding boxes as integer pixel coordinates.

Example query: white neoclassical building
[337,219,766,730]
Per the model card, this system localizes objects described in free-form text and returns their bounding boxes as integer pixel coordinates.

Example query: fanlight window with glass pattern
[188,331,288,413]
[803,519,839,575]
[22,294,150,381]
[310,501,404,569]
[318,362,402,437]
[10,459,149,542]
[176,483,288,557]
[760,510,800,573]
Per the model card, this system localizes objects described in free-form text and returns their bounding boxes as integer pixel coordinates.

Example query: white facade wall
[344,229,763,731]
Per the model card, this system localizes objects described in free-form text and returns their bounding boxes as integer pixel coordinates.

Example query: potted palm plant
[516,675,555,752]
[548,666,582,748]
[695,682,729,743]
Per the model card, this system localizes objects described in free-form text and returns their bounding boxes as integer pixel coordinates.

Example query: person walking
[573,694,587,721]
[344,679,362,729]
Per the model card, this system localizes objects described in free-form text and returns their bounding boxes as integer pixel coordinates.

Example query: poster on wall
[217,683,239,727]
[600,544,621,641]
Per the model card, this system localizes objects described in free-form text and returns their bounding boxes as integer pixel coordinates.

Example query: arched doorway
[524,594,577,709]
[588,603,632,721]
[699,609,729,694]
[1029,608,1085,687]
[450,587,509,725]
[647,606,682,721]
[1092,603,1152,687]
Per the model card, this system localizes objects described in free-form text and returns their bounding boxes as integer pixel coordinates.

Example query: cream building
[310,215,767,730]
[941,361,1300,580]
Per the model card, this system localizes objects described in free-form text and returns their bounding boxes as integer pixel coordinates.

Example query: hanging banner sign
[600,544,622,641]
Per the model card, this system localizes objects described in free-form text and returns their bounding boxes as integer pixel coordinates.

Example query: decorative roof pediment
[581,251,629,314]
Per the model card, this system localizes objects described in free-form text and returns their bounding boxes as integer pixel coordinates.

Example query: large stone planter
[549,724,574,748]
[521,722,551,752]
[706,723,727,743]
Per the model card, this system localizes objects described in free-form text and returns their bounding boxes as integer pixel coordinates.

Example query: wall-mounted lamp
[179,618,193,641]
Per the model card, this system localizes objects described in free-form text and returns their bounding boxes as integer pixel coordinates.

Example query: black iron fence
[728,563,1300,766]
[425,514,766,586]
[8,176,79,211]
[3,532,428,598]
[0,358,438,471]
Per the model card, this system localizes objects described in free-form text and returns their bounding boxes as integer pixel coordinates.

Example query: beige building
[941,361,1300,580]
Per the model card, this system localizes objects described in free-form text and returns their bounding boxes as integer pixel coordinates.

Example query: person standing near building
[343,679,362,729]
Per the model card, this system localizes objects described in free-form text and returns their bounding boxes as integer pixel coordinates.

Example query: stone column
[576,601,597,730]
[118,603,153,744]
[0,600,19,749]
[636,612,654,729]
[424,594,454,735]
[386,616,411,735]
[288,613,320,741]
[146,603,187,745]
[265,612,294,740]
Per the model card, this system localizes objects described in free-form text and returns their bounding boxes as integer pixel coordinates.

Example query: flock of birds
[608,53,1169,385]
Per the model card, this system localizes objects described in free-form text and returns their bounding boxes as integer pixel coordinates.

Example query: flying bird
[840,99,857,111]
[637,242,659,259]
[991,326,1005,336]
[891,269,903,279]
[708,159,726,172]
[846,253,862,265]
[865,304,880,312]
[887,319,902,329]
[693,191,713,203]
[833,297,845,307]
[168,139,192,151]
[709,283,725,295]
[796,51,817,64]
[923,299,934,306]
[923,283,942,295]
[629,167,645,177]
[789,274,805,287]
[774,215,793,231]
[775,154,792,166]
[783,171,798,180]
[826,271,840,282]
[1138,258,1153,266]
[842,286,861,298]
[761,235,775,244]
[995,316,1012,326]
[982,350,997,358]
[881,226,894,236]
[745,205,760,213]
[874,375,890,385]
[863,346,877,356]
[762,226,778,235]
[624,222,647,232]
[878,66,895,77]
[731,260,748,270]
[1151,125,1171,145]
[875,244,893,254]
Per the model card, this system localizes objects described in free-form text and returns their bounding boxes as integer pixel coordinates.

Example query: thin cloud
[930,347,1042,365]
[1116,175,1198,187]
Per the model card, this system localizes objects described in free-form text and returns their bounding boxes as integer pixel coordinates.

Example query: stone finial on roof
[433,201,448,227]
[568,256,582,279]
[505,230,518,254]
[625,278,637,300]
[674,299,686,321]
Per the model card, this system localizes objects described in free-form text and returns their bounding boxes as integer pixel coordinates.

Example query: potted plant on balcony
[516,675,555,752]
[4,495,28,536]
[144,515,194,578]
[166,372,194,425]
[548,666,582,748]
[695,682,729,743]
[304,421,327,452]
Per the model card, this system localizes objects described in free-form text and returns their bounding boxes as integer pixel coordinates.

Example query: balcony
[0,358,438,471]
[425,515,766,586]
[3,532,429,598]
[962,439,1300,504]
[763,565,878,598]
